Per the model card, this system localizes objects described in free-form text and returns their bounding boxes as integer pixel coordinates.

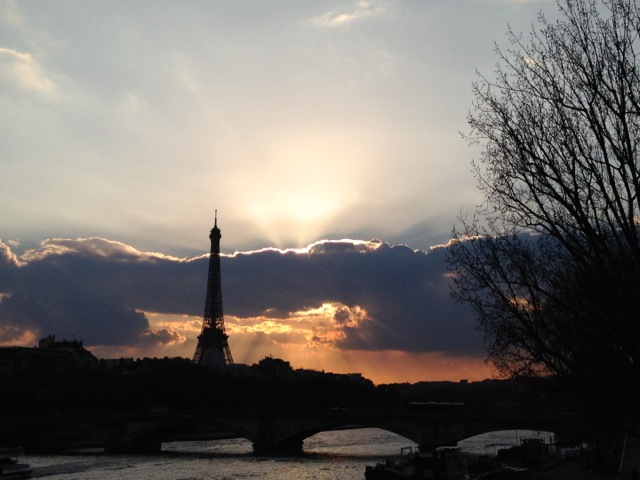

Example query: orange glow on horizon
[0,326,39,347]
[76,310,494,384]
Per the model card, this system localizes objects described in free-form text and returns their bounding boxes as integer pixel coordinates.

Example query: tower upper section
[210,212,221,253]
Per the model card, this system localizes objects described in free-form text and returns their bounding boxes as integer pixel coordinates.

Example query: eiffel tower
[192,211,234,366]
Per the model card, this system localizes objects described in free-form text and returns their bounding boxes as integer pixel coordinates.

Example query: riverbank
[525,434,640,479]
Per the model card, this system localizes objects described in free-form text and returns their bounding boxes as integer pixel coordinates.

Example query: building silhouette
[192,212,234,366]
[0,334,98,391]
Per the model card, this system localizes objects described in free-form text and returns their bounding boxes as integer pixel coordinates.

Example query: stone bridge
[0,408,593,455]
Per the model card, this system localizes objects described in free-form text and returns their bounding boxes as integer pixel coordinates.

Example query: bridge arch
[105,417,266,454]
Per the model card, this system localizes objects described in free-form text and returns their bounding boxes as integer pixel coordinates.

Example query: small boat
[0,448,32,479]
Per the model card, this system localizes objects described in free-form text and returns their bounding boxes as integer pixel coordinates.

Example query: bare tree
[448,0,640,420]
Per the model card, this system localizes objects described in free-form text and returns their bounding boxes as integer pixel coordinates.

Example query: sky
[0,0,557,384]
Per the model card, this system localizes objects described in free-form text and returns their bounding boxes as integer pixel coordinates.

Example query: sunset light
[0,0,549,387]
[236,133,365,247]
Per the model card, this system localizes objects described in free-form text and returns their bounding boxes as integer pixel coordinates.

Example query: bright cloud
[0,47,55,93]
[20,237,184,263]
[225,302,372,352]
[310,0,386,27]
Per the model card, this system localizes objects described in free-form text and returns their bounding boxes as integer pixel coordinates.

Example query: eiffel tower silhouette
[192,211,233,366]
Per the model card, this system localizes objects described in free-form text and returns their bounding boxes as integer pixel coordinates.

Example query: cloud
[0,238,200,347]
[0,236,482,364]
[140,327,186,346]
[0,47,55,93]
[309,1,386,27]
[221,239,482,355]
[20,237,182,262]
[0,240,21,269]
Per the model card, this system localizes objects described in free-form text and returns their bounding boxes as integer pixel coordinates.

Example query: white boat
[0,448,32,479]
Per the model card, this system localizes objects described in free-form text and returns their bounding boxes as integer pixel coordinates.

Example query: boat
[365,446,467,479]
[0,448,32,479]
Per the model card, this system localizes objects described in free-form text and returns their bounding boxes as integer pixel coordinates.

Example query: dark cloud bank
[0,237,482,357]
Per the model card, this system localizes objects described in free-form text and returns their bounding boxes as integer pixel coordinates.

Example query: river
[28,428,549,479]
